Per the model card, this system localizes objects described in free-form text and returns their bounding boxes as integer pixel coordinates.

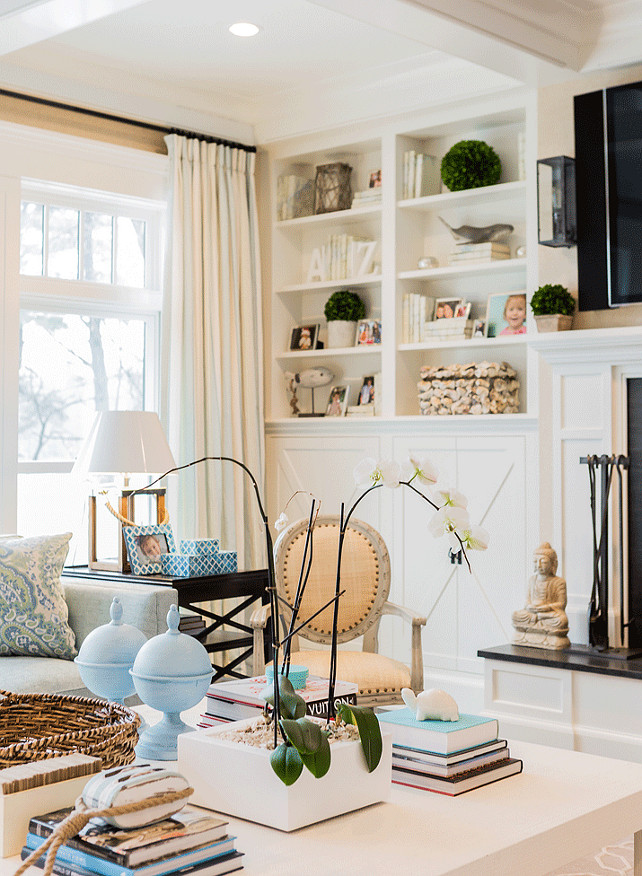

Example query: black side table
[63,565,269,682]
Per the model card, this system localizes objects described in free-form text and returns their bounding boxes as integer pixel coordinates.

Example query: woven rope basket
[0,690,140,768]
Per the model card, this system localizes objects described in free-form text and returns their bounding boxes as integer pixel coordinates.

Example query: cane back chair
[251,515,426,707]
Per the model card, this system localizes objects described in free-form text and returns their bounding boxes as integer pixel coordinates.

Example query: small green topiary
[440,140,502,192]
[324,289,366,322]
[530,284,576,316]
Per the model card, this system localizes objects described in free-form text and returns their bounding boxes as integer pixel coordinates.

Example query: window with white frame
[17,180,165,557]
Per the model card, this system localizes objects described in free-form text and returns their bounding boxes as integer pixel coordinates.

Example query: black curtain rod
[0,87,257,153]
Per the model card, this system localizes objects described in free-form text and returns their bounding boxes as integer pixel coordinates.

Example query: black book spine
[28,816,126,866]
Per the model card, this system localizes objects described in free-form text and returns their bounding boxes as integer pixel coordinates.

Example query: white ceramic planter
[178,718,392,831]
[327,320,357,348]
[534,313,573,332]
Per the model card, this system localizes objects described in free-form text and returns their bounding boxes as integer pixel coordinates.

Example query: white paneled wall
[266,419,538,710]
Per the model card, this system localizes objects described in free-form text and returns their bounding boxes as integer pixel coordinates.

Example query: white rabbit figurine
[401,687,459,722]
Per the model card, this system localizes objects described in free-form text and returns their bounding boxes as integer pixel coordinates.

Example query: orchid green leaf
[280,717,323,755]
[299,732,331,778]
[337,704,383,772]
[270,742,304,786]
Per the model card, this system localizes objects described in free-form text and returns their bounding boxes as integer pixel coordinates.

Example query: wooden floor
[546,837,633,875]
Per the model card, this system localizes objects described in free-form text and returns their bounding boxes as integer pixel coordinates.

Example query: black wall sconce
[537,155,576,247]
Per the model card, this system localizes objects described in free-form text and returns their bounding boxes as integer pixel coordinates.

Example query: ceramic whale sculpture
[285,367,334,388]
[401,687,460,722]
[439,216,513,245]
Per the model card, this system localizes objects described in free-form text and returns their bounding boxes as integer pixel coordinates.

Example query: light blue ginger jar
[131,604,212,760]
[74,597,147,705]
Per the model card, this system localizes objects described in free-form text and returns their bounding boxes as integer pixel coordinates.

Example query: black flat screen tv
[574,80,642,311]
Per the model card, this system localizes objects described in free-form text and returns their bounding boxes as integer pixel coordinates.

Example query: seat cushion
[291,650,411,697]
[0,533,76,659]
[0,655,86,696]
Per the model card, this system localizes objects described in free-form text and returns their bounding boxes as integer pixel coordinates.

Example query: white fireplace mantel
[529,324,642,365]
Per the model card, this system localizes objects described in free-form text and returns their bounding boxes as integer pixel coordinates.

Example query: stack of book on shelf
[402,151,440,199]
[422,317,473,341]
[402,292,434,343]
[200,674,358,725]
[352,188,382,208]
[317,233,377,281]
[276,173,314,220]
[378,709,522,796]
[346,404,375,417]
[178,609,206,638]
[447,242,511,265]
[22,804,243,876]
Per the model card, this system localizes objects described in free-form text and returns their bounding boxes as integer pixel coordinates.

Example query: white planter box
[178,718,392,831]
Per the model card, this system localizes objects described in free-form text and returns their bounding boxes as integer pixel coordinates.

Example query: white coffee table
[3,706,642,876]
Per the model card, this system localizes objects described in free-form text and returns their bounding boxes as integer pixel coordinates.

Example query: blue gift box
[180,538,220,555]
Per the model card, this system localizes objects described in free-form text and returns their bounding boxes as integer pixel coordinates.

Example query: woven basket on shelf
[0,690,140,768]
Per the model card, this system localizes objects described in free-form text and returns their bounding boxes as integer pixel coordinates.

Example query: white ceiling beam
[0,0,149,56]
[308,0,593,82]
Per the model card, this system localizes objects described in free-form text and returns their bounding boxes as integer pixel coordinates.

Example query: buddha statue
[512,542,570,650]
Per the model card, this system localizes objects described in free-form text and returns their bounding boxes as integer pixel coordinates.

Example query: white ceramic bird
[401,687,460,722]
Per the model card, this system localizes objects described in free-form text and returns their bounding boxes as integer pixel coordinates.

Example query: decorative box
[161,550,238,578]
[180,538,220,555]
[418,361,519,415]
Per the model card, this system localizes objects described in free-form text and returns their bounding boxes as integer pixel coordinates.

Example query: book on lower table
[377,708,499,754]
[392,741,509,777]
[204,674,358,722]
[392,757,523,795]
[25,804,234,876]
[22,845,244,876]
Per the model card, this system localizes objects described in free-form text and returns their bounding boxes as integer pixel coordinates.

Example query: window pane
[116,217,146,287]
[20,201,44,276]
[19,311,147,462]
[83,212,113,283]
[48,206,79,279]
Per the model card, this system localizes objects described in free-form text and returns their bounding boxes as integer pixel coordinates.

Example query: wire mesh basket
[314,162,352,214]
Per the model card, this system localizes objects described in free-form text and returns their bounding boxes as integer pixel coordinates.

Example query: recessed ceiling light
[229,22,260,37]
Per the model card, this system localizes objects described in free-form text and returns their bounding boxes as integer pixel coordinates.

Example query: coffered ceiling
[0,0,638,143]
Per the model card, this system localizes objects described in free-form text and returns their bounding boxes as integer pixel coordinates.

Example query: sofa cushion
[0,533,76,659]
[0,655,86,696]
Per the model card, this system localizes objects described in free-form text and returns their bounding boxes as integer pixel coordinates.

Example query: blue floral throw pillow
[0,533,77,659]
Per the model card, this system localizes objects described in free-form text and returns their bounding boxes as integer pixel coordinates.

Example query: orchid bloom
[427,505,471,541]
[402,454,439,486]
[453,523,490,552]
[274,512,289,532]
[431,486,468,510]
[353,457,401,489]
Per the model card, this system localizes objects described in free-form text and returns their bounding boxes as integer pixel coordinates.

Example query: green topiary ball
[324,290,366,322]
[530,284,576,316]
[440,140,502,192]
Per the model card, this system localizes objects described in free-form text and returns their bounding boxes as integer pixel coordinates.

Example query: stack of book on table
[200,674,358,725]
[22,804,243,876]
[378,709,522,795]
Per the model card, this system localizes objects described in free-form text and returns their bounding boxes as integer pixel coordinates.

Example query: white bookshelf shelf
[275,204,382,229]
[276,345,383,361]
[398,334,528,353]
[397,180,526,212]
[277,274,382,295]
[398,258,526,281]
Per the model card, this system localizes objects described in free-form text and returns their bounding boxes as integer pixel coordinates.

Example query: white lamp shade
[73,411,176,476]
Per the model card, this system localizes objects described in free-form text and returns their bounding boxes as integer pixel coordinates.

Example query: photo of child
[325,385,349,416]
[290,324,319,351]
[358,376,375,406]
[499,293,527,336]
[485,291,528,338]
[137,533,169,565]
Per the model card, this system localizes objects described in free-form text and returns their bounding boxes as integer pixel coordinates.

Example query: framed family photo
[290,324,319,351]
[356,319,382,345]
[357,375,375,406]
[325,385,349,416]
[485,291,527,338]
[122,523,176,576]
[434,298,463,319]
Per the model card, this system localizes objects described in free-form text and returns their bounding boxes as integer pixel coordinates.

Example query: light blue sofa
[0,577,177,697]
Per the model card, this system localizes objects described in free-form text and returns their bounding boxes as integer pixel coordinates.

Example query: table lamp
[73,410,177,572]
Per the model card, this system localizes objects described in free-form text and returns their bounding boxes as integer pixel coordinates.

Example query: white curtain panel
[162,134,265,569]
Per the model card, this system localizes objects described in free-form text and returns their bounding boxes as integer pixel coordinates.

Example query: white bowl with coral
[178,717,392,831]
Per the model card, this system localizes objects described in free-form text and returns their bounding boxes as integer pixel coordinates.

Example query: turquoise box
[180,538,220,555]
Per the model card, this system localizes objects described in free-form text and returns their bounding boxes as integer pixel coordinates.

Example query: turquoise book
[377,709,498,754]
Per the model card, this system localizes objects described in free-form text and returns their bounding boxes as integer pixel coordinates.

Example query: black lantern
[537,155,576,247]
